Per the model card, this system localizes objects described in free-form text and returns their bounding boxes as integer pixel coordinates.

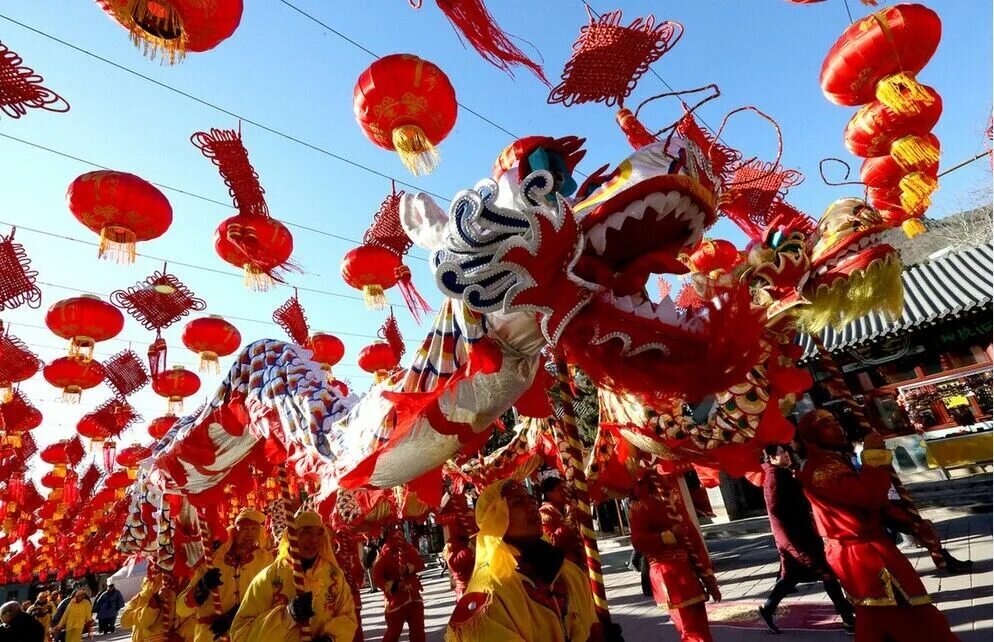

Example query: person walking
[93,580,126,634]
[0,601,45,642]
[373,528,426,642]
[52,590,92,642]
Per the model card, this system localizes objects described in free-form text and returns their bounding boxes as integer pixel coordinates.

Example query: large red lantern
[76,414,112,443]
[214,213,294,292]
[148,415,178,440]
[820,4,941,114]
[341,245,402,309]
[181,315,241,373]
[66,170,172,264]
[45,295,125,361]
[357,341,399,384]
[96,0,243,63]
[116,444,152,469]
[152,365,200,414]
[843,87,942,157]
[353,54,458,176]
[43,357,105,403]
[860,154,938,189]
[308,332,345,381]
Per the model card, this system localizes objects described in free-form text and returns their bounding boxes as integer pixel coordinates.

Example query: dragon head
[795,198,904,332]
[409,131,765,408]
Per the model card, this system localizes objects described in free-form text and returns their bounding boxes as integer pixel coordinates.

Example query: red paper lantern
[96,0,243,63]
[353,54,458,176]
[843,86,942,157]
[682,239,740,275]
[77,414,112,443]
[181,315,241,373]
[357,341,399,384]
[308,332,345,383]
[152,365,200,414]
[148,415,178,440]
[104,469,133,489]
[39,438,83,466]
[340,245,402,309]
[860,154,938,188]
[43,357,105,403]
[213,213,294,292]
[66,170,172,264]
[116,444,152,468]
[45,295,124,361]
[820,4,941,113]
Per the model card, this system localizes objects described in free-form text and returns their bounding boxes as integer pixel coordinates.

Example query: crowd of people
[0,409,973,642]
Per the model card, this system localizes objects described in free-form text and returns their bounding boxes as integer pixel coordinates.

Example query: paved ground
[97,504,991,641]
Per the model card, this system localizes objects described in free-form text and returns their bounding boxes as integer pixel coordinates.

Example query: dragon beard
[796,251,904,333]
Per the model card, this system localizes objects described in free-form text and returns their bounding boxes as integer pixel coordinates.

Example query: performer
[629,476,718,642]
[120,574,159,642]
[443,532,475,599]
[131,577,197,641]
[231,511,357,642]
[52,590,92,642]
[797,410,958,641]
[334,528,366,642]
[758,444,854,633]
[373,528,426,642]
[26,591,55,640]
[178,508,274,642]
[539,476,585,566]
[445,480,602,642]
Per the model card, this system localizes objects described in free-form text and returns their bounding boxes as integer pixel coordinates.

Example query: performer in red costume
[443,532,475,599]
[539,476,585,566]
[372,528,426,642]
[797,410,958,641]
[629,475,719,642]
[334,529,366,642]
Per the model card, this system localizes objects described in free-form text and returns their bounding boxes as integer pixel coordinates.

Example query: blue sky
[1,0,990,466]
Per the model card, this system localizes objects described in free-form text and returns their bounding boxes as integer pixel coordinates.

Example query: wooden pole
[277,466,311,642]
[551,353,616,631]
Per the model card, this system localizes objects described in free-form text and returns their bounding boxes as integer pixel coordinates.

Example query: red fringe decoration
[0,227,42,311]
[720,161,804,241]
[191,128,268,218]
[378,313,406,362]
[434,0,549,85]
[0,327,42,393]
[147,333,168,379]
[0,40,70,118]
[549,8,683,107]
[272,292,310,346]
[91,397,142,438]
[395,266,432,324]
[0,389,39,432]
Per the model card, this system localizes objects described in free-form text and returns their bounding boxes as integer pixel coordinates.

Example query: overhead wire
[0,12,452,203]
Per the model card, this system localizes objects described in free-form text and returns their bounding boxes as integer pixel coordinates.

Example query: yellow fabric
[861,448,894,467]
[445,560,598,642]
[121,576,158,639]
[235,508,266,525]
[293,510,324,528]
[64,628,83,642]
[177,546,275,642]
[473,480,519,584]
[229,556,357,642]
[55,599,92,631]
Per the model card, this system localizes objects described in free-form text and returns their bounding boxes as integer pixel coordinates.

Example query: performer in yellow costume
[53,590,92,642]
[178,508,275,642]
[120,571,196,641]
[231,511,357,642]
[445,480,602,642]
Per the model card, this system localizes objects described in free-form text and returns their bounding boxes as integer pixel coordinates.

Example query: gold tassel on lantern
[167,396,185,415]
[62,385,83,404]
[198,350,220,375]
[902,218,927,238]
[392,125,440,176]
[363,284,388,310]
[98,225,138,264]
[875,72,936,115]
[1,385,12,404]
[68,336,96,362]
[108,0,188,64]
[374,369,389,384]
[899,172,938,216]
[242,264,275,293]
[891,135,940,170]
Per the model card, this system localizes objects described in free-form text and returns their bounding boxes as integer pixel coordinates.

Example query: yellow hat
[293,511,324,529]
[473,480,518,584]
[234,509,266,525]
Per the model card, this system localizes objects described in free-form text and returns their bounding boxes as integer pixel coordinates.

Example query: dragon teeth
[655,296,679,324]
[634,300,655,318]
[588,225,609,255]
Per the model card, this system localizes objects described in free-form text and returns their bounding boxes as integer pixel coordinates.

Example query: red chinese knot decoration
[101,350,150,398]
[0,228,42,311]
[111,268,206,332]
[0,39,69,119]
[0,327,42,403]
[720,162,804,241]
[273,292,310,346]
[95,0,243,63]
[548,9,683,108]
[66,170,173,264]
[192,128,296,290]
[341,185,432,321]
[0,390,42,435]
[353,54,458,176]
